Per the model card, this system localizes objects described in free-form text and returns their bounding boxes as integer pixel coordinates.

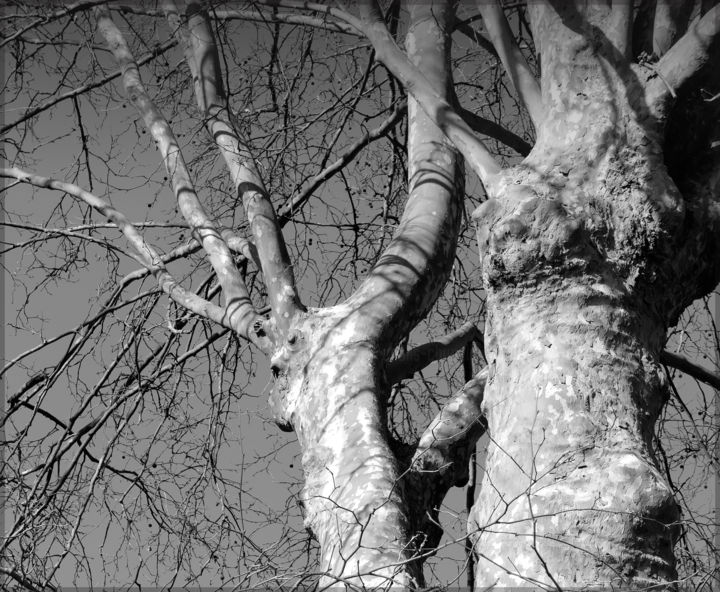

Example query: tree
[1,1,719,590]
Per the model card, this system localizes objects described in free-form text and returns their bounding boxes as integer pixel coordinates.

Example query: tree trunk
[468,3,706,587]
[470,279,680,587]
[268,3,463,588]
[271,307,419,589]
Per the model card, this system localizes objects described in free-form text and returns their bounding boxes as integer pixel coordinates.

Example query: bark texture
[268,3,468,588]
[469,2,719,588]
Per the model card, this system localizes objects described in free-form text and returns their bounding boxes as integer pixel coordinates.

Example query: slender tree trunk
[468,3,704,587]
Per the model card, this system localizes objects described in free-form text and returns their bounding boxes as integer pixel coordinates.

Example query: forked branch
[167,1,303,337]
[356,0,502,191]
[94,6,263,342]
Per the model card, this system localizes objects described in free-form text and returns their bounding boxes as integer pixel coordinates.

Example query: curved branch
[345,0,466,348]
[387,322,482,384]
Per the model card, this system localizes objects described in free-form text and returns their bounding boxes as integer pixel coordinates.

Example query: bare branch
[345,0,466,347]
[661,349,720,390]
[94,6,264,341]
[169,1,302,336]
[0,567,54,592]
[476,1,543,128]
[387,322,482,384]
[115,3,361,34]
[412,367,488,484]
[1,167,232,331]
[256,0,362,30]
[402,367,488,553]
[0,0,108,49]
[356,0,502,191]
[277,99,408,222]
[0,38,178,136]
[456,104,532,156]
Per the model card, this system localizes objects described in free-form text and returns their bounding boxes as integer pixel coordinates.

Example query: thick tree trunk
[467,3,708,587]
[271,308,419,589]
[470,279,679,587]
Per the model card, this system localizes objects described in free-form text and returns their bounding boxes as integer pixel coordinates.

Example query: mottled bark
[271,307,418,588]
[266,2,467,588]
[468,2,719,587]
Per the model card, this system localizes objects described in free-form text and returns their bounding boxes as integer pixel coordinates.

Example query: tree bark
[271,308,418,589]
[268,2,465,588]
[469,2,718,587]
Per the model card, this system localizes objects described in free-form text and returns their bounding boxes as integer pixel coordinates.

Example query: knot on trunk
[475,181,588,287]
[268,320,311,432]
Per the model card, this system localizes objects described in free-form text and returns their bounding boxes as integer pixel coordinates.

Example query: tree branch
[387,322,482,384]
[0,167,234,332]
[277,99,408,222]
[653,0,694,57]
[661,349,720,390]
[94,6,264,342]
[356,0,502,191]
[401,367,488,552]
[0,0,108,49]
[412,367,488,485]
[646,5,720,115]
[115,3,361,34]
[456,104,532,156]
[168,1,303,337]
[345,0,466,348]
[476,1,543,128]
[0,37,178,136]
